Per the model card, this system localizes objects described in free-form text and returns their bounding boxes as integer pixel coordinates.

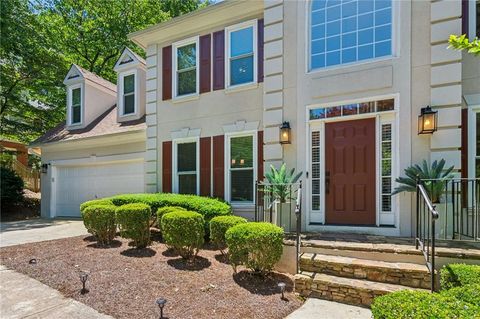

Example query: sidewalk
[285,298,372,319]
[0,265,112,319]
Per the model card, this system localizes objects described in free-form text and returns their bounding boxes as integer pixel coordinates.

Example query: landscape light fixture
[418,105,437,135]
[278,282,286,299]
[29,258,37,265]
[79,272,89,294]
[156,297,167,319]
[280,122,292,144]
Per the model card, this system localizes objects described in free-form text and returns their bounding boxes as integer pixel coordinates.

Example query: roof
[67,64,117,93]
[30,105,146,147]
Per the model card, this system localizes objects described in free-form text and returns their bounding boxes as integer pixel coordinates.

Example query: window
[173,37,199,98]
[226,20,257,87]
[70,86,81,124]
[229,135,255,203]
[174,140,198,195]
[122,73,135,115]
[309,98,394,120]
[381,123,392,212]
[309,0,393,70]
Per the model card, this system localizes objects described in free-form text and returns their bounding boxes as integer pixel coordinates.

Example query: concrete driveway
[0,219,87,248]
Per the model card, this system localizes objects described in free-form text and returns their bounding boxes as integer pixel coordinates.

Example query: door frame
[305,95,400,230]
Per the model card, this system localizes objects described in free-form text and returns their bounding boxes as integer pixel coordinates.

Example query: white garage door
[55,160,144,217]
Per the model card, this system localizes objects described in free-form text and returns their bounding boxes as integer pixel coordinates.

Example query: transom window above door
[309,98,394,120]
[226,20,257,88]
[175,140,198,195]
[309,0,393,70]
[173,37,199,98]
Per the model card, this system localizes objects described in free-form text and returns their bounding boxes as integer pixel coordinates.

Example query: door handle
[325,171,330,194]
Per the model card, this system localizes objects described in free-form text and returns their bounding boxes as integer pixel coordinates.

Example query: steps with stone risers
[299,252,431,289]
[295,271,425,307]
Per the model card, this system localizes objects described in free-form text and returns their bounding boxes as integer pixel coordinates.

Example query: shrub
[225,222,284,274]
[441,284,480,306]
[161,210,205,259]
[210,216,247,252]
[80,199,114,213]
[81,205,117,245]
[371,290,480,319]
[156,206,186,230]
[0,167,24,206]
[440,264,480,290]
[115,203,151,248]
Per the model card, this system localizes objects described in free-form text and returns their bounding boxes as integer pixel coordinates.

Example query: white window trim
[172,36,200,100]
[224,130,258,205]
[172,137,200,195]
[468,104,480,180]
[468,0,478,39]
[67,83,84,126]
[118,69,138,117]
[225,19,258,90]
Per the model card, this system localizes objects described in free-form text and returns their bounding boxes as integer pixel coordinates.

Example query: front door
[325,118,376,225]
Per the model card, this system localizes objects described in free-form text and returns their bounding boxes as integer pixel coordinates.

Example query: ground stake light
[79,272,89,294]
[278,282,286,299]
[156,297,167,319]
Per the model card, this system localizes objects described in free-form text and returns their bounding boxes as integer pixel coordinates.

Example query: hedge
[80,199,114,213]
[441,284,480,307]
[440,264,480,290]
[81,204,117,245]
[371,290,480,319]
[210,215,247,252]
[115,203,151,248]
[161,210,205,259]
[225,222,284,274]
[156,206,186,230]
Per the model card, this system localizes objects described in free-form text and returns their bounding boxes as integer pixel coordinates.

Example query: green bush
[440,264,480,290]
[156,206,186,230]
[0,167,24,206]
[81,205,117,245]
[225,222,284,274]
[80,199,114,213]
[441,284,480,306]
[210,215,247,252]
[115,203,151,248]
[161,210,205,259]
[371,290,480,319]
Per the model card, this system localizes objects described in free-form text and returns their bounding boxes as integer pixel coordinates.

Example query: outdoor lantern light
[79,272,89,294]
[418,106,437,135]
[156,297,167,319]
[280,122,291,144]
[29,258,37,265]
[41,163,48,174]
[278,282,286,299]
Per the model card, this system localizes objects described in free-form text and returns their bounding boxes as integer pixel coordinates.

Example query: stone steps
[295,271,424,307]
[299,252,431,289]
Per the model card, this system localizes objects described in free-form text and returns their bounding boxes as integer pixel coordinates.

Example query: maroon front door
[325,118,376,225]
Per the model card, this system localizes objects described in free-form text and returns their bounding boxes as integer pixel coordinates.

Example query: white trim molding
[172,36,200,100]
[118,69,139,117]
[66,83,85,127]
[170,127,201,140]
[222,120,260,134]
[172,136,200,195]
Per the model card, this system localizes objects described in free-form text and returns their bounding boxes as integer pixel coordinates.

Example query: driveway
[0,219,87,248]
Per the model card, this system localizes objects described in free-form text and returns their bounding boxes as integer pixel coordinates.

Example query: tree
[448,34,480,57]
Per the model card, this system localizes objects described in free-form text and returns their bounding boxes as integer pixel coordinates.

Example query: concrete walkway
[0,219,87,247]
[0,265,112,319]
[285,298,372,319]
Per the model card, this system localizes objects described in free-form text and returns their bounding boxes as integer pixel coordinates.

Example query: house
[33,0,479,240]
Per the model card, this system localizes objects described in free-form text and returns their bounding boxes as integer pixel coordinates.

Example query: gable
[114,47,145,71]
[63,65,84,84]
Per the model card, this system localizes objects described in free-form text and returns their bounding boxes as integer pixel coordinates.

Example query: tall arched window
[309,0,392,70]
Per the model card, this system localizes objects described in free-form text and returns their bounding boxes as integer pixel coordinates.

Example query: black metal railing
[416,180,439,292]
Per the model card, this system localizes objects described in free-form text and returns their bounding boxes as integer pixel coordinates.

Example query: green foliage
[81,204,117,245]
[161,210,205,259]
[371,290,480,319]
[210,216,247,252]
[156,206,186,230]
[448,34,480,57]
[225,222,284,274]
[440,264,480,290]
[391,159,454,203]
[441,284,480,307]
[80,199,114,213]
[0,167,24,206]
[264,163,302,202]
[115,203,151,248]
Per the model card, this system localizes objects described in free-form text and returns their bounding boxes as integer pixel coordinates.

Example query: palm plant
[264,163,302,203]
[392,159,454,203]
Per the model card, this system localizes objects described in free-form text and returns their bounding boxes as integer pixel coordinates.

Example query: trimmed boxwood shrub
[441,284,480,306]
[440,263,480,290]
[81,204,117,245]
[210,215,247,252]
[156,206,186,230]
[80,199,114,213]
[161,210,205,259]
[115,203,151,248]
[225,222,284,274]
[371,290,480,319]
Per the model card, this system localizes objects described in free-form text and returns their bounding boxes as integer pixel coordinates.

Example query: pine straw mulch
[0,234,302,319]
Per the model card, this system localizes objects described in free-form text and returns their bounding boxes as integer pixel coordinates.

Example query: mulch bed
[0,234,302,319]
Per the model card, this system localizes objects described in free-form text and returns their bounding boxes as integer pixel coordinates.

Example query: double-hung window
[173,37,199,98]
[70,86,82,125]
[174,140,199,195]
[122,73,135,115]
[228,134,256,203]
[226,20,257,88]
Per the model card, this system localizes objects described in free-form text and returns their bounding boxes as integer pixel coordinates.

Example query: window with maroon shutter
[162,46,172,101]
[212,30,225,91]
[200,34,211,94]
[162,141,172,192]
[212,135,224,198]
[258,19,264,83]
[200,137,211,196]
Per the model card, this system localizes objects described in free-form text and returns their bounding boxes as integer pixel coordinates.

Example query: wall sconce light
[280,122,291,144]
[418,106,437,135]
[41,163,48,174]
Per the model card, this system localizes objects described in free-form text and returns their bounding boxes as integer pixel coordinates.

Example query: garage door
[55,160,144,217]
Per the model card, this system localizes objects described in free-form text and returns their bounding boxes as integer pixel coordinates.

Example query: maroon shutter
[200,137,211,196]
[212,135,224,199]
[200,34,211,94]
[162,46,172,101]
[213,30,225,90]
[462,0,469,35]
[257,130,264,181]
[258,19,264,83]
[461,109,468,179]
[162,141,172,193]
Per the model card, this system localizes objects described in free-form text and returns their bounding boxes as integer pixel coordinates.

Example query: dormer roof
[114,47,146,72]
[63,64,117,93]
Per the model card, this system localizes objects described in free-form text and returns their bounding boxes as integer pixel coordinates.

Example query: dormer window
[226,20,257,88]
[120,72,136,116]
[173,37,199,98]
[69,84,82,125]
